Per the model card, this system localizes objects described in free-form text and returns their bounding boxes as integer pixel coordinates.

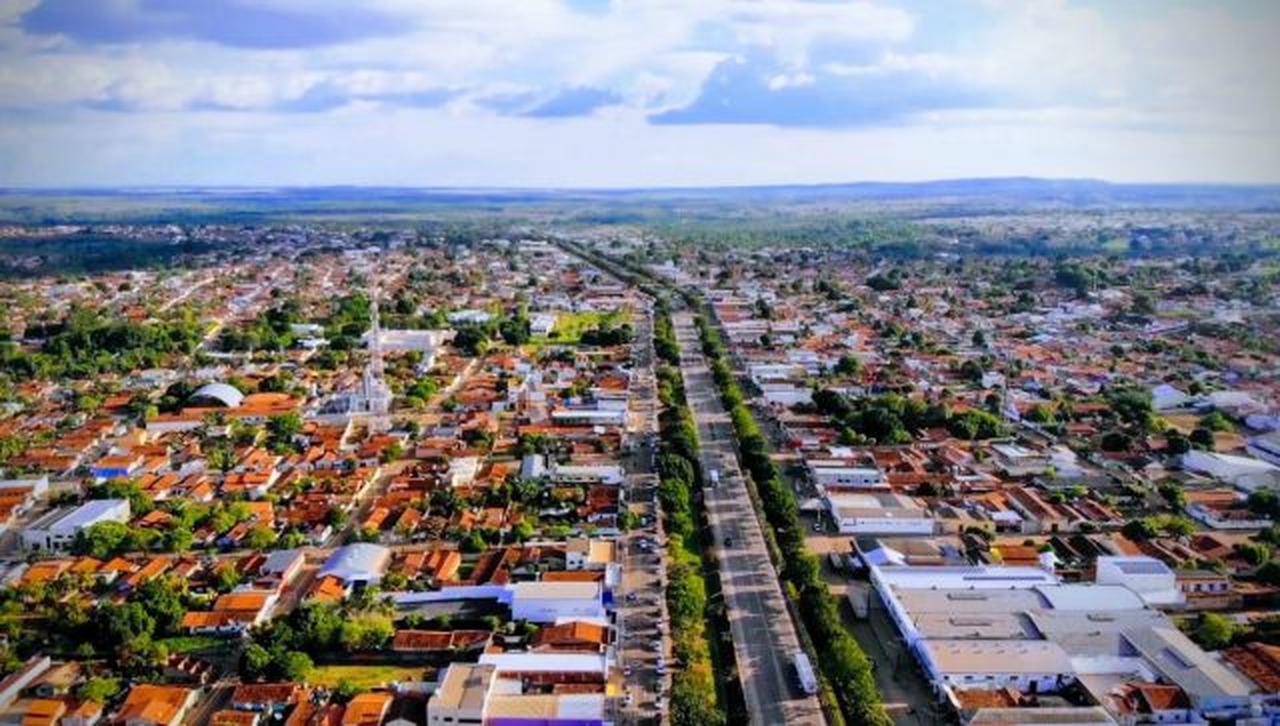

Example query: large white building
[808,461,886,489]
[870,563,1265,723]
[1094,556,1184,608]
[317,543,390,587]
[509,581,606,623]
[428,663,606,726]
[22,499,130,553]
[826,491,933,535]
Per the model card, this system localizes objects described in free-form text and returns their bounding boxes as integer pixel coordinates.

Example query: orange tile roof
[340,692,393,726]
[116,684,193,725]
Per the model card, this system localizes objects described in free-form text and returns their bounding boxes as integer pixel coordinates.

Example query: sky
[0,0,1277,188]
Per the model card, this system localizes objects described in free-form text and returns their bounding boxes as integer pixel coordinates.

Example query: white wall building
[1094,556,1184,608]
[22,499,130,553]
[808,462,886,489]
[509,581,606,623]
[826,492,933,535]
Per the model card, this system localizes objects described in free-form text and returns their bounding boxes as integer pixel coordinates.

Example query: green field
[529,309,628,345]
[307,664,428,689]
[157,635,234,654]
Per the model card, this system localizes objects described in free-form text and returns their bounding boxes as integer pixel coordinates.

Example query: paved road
[616,301,671,725]
[671,311,823,726]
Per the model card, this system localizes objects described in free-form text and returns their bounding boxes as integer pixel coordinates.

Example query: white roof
[48,499,130,533]
[1034,584,1145,611]
[510,581,601,600]
[189,382,245,408]
[875,564,1058,591]
[923,639,1073,675]
[478,652,607,675]
[318,543,390,582]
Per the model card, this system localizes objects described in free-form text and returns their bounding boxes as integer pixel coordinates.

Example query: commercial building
[509,581,606,623]
[871,563,1268,723]
[428,663,606,726]
[22,499,131,553]
[825,491,933,535]
[318,543,391,587]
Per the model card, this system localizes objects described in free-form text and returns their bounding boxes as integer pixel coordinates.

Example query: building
[259,548,306,585]
[112,684,196,726]
[530,313,557,336]
[1182,450,1280,493]
[22,499,131,553]
[1094,557,1183,608]
[919,639,1073,693]
[509,581,606,623]
[318,543,391,588]
[548,464,624,487]
[808,461,886,489]
[428,663,607,726]
[427,663,494,726]
[563,538,614,571]
[825,491,933,535]
[340,692,394,726]
[871,562,1267,724]
[550,408,627,428]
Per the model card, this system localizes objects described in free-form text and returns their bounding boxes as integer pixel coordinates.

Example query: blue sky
[0,0,1276,187]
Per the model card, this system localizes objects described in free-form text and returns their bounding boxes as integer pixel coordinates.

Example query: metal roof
[189,382,245,408]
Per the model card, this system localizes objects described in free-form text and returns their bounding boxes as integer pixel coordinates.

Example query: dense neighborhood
[0,215,1276,726]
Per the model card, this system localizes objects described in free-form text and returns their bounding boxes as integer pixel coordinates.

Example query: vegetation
[654,302,729,726]
[1,306,203,381]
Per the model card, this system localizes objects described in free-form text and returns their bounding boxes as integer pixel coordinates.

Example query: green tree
[1194,613,1236,650]
[74,677,121,704]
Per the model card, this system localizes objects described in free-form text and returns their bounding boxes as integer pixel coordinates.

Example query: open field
[307,664,429,689]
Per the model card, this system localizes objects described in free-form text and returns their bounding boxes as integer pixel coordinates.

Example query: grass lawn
[307,664,428,689]
[158,635,234,654]
[531,309,627,346]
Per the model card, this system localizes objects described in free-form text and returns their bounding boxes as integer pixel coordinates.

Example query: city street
[616,301,671,725]
[671,310,824,726]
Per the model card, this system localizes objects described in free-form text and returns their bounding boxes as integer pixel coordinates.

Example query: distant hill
[1,177,1278,223]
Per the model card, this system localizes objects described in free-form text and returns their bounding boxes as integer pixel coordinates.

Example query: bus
[793,650,818,695]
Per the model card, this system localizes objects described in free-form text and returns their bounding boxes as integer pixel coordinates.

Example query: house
[340,692,393,726]
[530,313,557,336]
[259,549,306,586]
[181,590,279,634]
[427,664,495,726]
[22,499,131,553]
[563,538,614,571]
[112,684,196,726]
[0,656,51,708]
[427,663,605,726]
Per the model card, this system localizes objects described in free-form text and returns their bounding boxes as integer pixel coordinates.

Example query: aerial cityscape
[0,2,1278,726]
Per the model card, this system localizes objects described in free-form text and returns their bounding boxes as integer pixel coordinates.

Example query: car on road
[723,536,732,547]
[626,592,639,603]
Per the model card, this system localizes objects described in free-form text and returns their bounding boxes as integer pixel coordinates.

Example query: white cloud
[0,0,1276,184]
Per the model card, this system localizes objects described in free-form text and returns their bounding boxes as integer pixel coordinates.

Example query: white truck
[793,650,818,695]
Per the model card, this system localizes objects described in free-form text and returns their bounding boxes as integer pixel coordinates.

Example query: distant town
[0,189,1275,726]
